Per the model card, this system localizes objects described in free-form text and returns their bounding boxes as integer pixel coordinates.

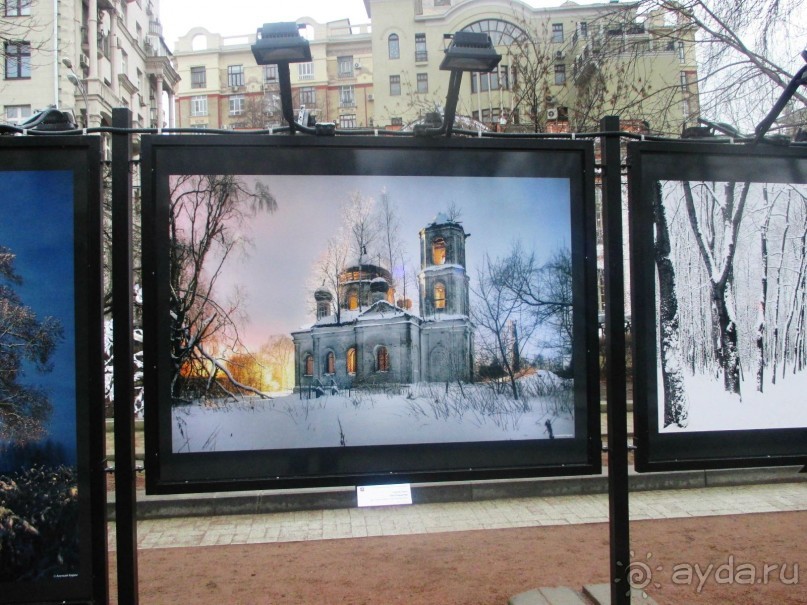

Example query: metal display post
[112,108,139,605]
[600,116,631,605]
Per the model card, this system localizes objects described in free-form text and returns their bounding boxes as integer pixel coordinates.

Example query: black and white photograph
[653,178,807,434]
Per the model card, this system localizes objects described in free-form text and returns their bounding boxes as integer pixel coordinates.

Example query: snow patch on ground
[659,367,807,433]
[172,375,575,452]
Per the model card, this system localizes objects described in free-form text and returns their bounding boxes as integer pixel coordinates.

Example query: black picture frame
[628,141,807,472]
[142,135,600,493]
[0,137,107,604]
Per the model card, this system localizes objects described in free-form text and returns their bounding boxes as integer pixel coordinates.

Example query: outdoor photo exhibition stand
[1,109,805,605]
[0,137,108,604]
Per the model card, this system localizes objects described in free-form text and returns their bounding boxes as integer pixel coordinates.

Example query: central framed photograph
[142,135,600,493]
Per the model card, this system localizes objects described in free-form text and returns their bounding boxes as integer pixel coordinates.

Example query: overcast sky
[160,0,611,46]
[181,173,572,352]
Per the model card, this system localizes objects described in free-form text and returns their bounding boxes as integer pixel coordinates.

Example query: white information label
[356,483,413,507]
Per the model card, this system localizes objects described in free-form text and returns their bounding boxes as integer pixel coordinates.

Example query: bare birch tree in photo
[653,183,689,426]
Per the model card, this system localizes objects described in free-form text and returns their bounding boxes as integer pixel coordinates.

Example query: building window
[376,346,389,372]
[432,237,446,264]
[4,42,30,79]
[264,64,278,82]
[325,351,335,374]
[416,73,428,93]
[388,33,400,60]
[434,282,446,310]
[299,86,316,105]
[389,74,401,96]
[390,117,403,126]
[121,50,128,77]
[5,0,32,17]
[552,23,564,43]
[227,65,244,87]
[415,33,427,62]
[347,288,359,310]
[579,21,588,39]
[338,55,354,77]
[298,62,314,80]
[229,94,245,115]
[304,354,314,376]
[554,63,566,85]
[678,41,685,63]
[189,67,206,89]
[190,95,208,116]
[340,85,354,107]
[500,64,510,90]
[346,347,357,375]
[4,104,31,123]
[340,114,357,128]
[680,71,688,92]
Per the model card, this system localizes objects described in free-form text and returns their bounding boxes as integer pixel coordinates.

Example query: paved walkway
[111,482,807,551]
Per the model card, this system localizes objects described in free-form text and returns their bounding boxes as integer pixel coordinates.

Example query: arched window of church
[347,288,359,310]
[346,347,357,374]
[434,282,446,310]
[432,237,446,264]
[304,354,314,376]
[325,351,335,374]
[376,346,389,372]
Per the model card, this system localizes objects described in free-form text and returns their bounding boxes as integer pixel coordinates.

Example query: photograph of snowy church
[164,170,583,454]
[292,213,474,390]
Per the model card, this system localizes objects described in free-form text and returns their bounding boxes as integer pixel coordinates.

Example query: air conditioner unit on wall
[354,62,362,70]
[546,108,559,120]
[79,53,90,69]
[555,51,564,61]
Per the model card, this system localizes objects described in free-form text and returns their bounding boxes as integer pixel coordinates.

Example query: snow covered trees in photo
[656,180,807,432]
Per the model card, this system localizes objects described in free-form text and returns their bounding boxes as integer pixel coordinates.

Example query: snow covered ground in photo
[659,368,807,433]
[172,375,575,452]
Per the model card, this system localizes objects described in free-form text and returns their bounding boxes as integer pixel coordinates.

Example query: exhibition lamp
[422,31,501,137]
[62,57,89,128]
[251,22,312,135]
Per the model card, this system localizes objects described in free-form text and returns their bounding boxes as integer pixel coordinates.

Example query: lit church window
[325,351,335,374]
[434,282,446,310]
[348,288,359,310]
[432,237,446,264]
[347,347,357,374]
[304,354,314,376]
[376,346,389,372]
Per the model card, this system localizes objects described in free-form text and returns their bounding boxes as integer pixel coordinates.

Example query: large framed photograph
[142,135,600,493]
[0,138,106,603]
[629,141,807,471]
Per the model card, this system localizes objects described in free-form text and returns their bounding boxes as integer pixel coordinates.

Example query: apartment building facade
[2,0,179,139]
[173,19,374,130]
[365,0,698,135]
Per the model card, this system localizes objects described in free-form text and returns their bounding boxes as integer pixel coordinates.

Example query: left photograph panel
[0,138,106,604]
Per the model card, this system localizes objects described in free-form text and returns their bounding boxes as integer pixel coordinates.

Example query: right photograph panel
[628,142,807,471]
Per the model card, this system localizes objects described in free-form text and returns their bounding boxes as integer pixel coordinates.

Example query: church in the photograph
[292,214,474,389]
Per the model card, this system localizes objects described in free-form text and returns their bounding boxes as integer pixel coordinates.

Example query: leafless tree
[0,247,63,442]
[168,175,277,400]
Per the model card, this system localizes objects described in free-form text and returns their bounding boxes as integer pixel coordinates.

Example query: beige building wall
[173,19,373,130]
[2,0,179,138]
[365,0,698,135]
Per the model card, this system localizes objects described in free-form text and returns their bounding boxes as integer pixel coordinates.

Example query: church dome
[314,287,333,302]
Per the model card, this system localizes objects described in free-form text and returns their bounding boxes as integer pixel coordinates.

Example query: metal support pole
[112,107,139,605]
[601,115,631,605]
[278,62,296,134]
[443,70,463,137]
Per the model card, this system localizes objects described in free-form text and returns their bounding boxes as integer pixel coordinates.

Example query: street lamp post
[62,57,89,127]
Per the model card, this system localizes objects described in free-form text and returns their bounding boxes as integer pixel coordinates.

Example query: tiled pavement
[114,482,807,551]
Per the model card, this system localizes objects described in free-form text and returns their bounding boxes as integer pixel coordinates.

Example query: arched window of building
[325,351,335,374]
[304,354,314,376]
[346,347,357,375]
[434,282,446,310]
[347,288,359,310]
[388,33,400,60]
[376,346,389,372]
[432,237,446,264]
